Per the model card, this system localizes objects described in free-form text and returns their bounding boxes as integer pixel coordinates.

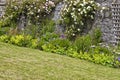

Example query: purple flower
[118,57,120,61]
[60,34,66,39]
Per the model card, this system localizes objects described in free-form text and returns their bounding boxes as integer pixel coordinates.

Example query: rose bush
[61,0,100,39]
[0,0,55,27]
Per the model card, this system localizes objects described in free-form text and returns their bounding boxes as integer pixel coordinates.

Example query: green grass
[0,42,120,80]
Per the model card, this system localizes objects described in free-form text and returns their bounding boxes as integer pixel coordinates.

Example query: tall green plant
[74,35,92,53]
[91,28,102,45]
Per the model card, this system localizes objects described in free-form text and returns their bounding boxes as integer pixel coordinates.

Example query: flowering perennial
[1,0,55,26]
[61,0,100,38]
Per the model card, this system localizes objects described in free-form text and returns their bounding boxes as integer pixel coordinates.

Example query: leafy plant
[91,28,102,45]
[74,35,92,53]
[0,35,10,43]
[40,19,55,35]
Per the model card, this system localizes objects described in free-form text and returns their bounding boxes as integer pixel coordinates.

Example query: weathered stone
[52,2,65,33]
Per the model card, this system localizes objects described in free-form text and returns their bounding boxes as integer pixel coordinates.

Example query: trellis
[112,2,120,44]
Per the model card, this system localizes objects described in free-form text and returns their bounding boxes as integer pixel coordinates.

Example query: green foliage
[19,19,55,38]
[112,52,120,68]
[40,19,55,35]
[74,35,92,53]
[73,51,114,67]
[92,53,114,66]
[40,33,71,54]
[22,24,41,38]
[0,27,10,36]
[40,32,59,42]
[91,28,102,45]
[61,0,100,38]
[0,34,38,48]
[50,38,71,49]
[94,46,111,54]
[0,33,120,68]
[10,35,33,47]
[0,35,10,43]
[38,32,59,50]
[28,39,39,48]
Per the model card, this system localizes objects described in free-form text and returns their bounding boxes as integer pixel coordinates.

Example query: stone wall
[0,0,120,44]
[95,0,120,44]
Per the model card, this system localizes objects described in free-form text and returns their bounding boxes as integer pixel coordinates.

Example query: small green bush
[41,35,71,55]
[9,35,33,47]
[0,35,10,43]
[91,28,102,45]
[50,38,71,49]
[74,35,92,53]
[40,20,55,35]
[40,32,59,42]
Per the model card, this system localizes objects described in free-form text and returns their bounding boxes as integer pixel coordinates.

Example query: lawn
[0,42,120,80]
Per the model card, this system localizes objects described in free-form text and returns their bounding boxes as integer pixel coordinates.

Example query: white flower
[34,7,37,9]
[97,3,100,7]
[90,1,94,4]
[30,11,34,15]
[14,6,18,10]
[37,15,39,18]
[91,15,94,19]
[75,22,77,24]
[77,28,80,31]
[80,21,84,25]
[72,33,75,36]
[31,5,33,8]
[78,9,81,11]
[87,6,91,10]
[83,9,87,14]
[38,9,40,12]
[83,1,87,5]
[80,11,83,14]
[48,1,55,7]
[102,7,106,10]
[72,8,75,11]
[80,4,84,6]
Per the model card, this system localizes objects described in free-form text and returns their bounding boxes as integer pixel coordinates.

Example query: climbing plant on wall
[0,0,55,27]
[61,0,100,39]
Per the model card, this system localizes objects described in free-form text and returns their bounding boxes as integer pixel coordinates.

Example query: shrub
[0,27,10,36]
[40,32,59,42]
[38,32,59,50]
[10,35,26,46]
[40,19,55,36]
[28,39,38,49]
[74,35,92,53]
[0,35,10,43]
[1,0,55,27]
[91,53,114,66]
[50,38,71,49]
[22,24,41,38]
[61,0,100,38]
[41,35,71,54]
[91,28,102,45]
